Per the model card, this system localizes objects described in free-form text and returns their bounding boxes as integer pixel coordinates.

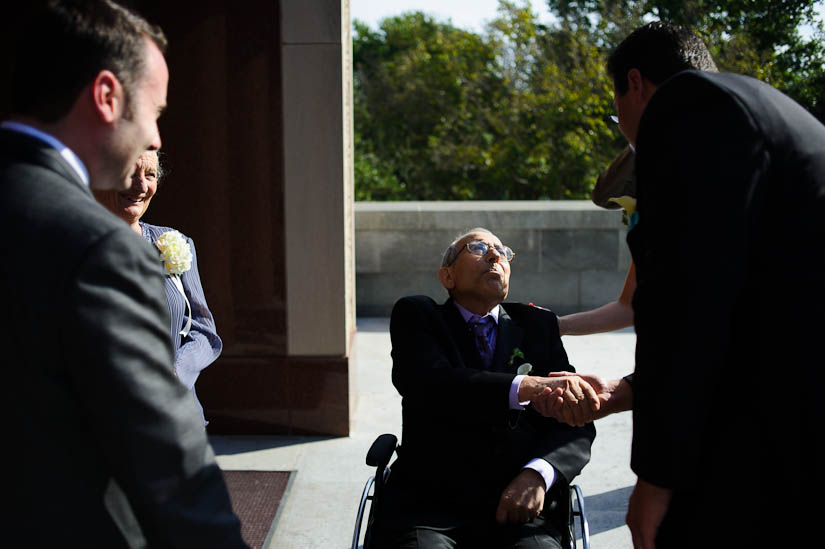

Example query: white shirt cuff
[509,374,530,409]
[524,458,556,492]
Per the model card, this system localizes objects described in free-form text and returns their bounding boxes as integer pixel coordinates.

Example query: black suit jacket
[0,129,245,548]
[384,295,595,530]
[628,71,825,540]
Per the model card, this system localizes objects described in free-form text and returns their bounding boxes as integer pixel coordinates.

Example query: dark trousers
[375,516,564,549]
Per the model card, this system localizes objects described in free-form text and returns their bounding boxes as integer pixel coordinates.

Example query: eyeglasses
[458,240,515,262]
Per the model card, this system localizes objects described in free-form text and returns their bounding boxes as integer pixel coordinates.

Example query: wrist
[519,465,548,492]
[602,378,633,415]
[517,376,539,402]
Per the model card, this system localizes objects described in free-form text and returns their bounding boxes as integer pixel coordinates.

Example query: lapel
[441,297,485,369]
[492,304,524,373]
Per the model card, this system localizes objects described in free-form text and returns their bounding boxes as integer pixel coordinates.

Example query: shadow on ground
[210,435,338,456]
[582,485,633,536]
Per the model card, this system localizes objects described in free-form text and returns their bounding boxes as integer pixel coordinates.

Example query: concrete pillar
[281,0,355,358]
[130,0,354,436]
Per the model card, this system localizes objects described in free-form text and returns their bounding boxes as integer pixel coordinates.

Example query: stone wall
[355,201,631,317]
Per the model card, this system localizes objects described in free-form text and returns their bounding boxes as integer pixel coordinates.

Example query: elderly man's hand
[495,468,545,524]
[520,374,601,425]
[534,374,632,426]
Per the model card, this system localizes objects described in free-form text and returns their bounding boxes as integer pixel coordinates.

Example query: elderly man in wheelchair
[354,228,599,549]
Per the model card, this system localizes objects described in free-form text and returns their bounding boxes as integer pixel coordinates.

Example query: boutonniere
[608,195,637,226]
[155,230,193,275]
[154,230,193,337]
[507,347,532,375]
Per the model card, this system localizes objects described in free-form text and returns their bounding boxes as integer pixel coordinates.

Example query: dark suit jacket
[628,71,825,541]
[383,295,595,530]
[0,129,245,548]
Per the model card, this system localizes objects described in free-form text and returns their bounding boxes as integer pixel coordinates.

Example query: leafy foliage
[354,0,825,201]
[547,0,825,118]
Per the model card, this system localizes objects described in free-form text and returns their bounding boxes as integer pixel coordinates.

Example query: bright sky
[350,0,556,33]
[352,0,824,38]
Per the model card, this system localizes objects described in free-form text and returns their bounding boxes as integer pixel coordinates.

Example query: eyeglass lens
[467,241,514,261]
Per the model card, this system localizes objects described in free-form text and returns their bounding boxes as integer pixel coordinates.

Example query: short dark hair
[11,0,167,122]
[607,21,717,96]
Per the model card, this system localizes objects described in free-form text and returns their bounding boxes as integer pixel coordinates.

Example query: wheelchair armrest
[366,433,398,468]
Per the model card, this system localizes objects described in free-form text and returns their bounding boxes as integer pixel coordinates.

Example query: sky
[350,0,556,33]
[351,0,824,38]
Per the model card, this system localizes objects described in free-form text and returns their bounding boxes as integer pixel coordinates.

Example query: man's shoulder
[502,301,558,322]
[654,70,795,128]
[389,295,449,332]
[392,295,440,316]
[502,302,563,342]
[0,163,157,275]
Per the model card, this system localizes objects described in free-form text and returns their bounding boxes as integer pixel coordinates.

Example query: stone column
[280,0,356,432]
[133,0,354,435]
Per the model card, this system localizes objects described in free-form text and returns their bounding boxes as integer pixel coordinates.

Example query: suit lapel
[492,305,524,373]
[441,297,485,369]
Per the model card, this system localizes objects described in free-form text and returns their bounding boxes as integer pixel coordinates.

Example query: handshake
[517,373,632,426]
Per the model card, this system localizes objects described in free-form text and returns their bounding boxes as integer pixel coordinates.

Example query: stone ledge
[355,201,624,230]
[354,201,630,315]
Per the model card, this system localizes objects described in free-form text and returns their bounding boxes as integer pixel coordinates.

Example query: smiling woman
[94,150,160,232]
[93,151,223,426]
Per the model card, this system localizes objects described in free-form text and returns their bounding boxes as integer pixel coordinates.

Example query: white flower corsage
[155,230,192,275]
[155,230,193,337]
[516,362,533,375]
[508,347,533,375]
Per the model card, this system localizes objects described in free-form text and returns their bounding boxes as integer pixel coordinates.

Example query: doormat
[223,470,293,549]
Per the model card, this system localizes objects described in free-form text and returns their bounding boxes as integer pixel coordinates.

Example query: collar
[1,121,90,186]
[453,301,500,324]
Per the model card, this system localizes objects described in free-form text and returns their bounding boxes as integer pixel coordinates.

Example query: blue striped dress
[141,222,222,425]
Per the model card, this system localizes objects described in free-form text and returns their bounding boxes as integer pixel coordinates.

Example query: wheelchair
[352,433,591,549]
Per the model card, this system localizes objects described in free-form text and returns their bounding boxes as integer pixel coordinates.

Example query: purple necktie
[470,315,495,369]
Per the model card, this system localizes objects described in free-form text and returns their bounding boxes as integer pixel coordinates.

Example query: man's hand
[533,374,633,426]
[495,468,546,524]
[521,374,601,425]
[626,478,672,549]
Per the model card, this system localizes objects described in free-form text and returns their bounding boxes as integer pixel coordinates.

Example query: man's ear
[437,266,455,290]
[628,68,656,104]
[92,70,125,123]
[626,68,644,101]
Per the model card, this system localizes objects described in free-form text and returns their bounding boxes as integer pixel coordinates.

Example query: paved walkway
[211,318,637,548]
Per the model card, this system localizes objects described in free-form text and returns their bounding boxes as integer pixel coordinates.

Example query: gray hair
[441,227,494,267]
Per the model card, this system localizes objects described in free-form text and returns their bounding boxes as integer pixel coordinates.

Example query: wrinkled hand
[529,374,604,426]
[627,478,672,549]
[495,469,546,524]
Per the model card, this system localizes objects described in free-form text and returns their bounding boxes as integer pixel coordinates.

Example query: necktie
[470,315,495,369]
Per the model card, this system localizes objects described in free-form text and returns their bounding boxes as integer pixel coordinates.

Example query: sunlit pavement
[212,317,637,549]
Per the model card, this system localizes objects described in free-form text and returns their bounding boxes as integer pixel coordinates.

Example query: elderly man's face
[441,231,511,310]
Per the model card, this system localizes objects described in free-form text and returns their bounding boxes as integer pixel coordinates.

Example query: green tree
[354,3,624,200]
[353,1,825,201]
[546,0,825,119]
[484,1,622,198]
[354,13,507,200]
